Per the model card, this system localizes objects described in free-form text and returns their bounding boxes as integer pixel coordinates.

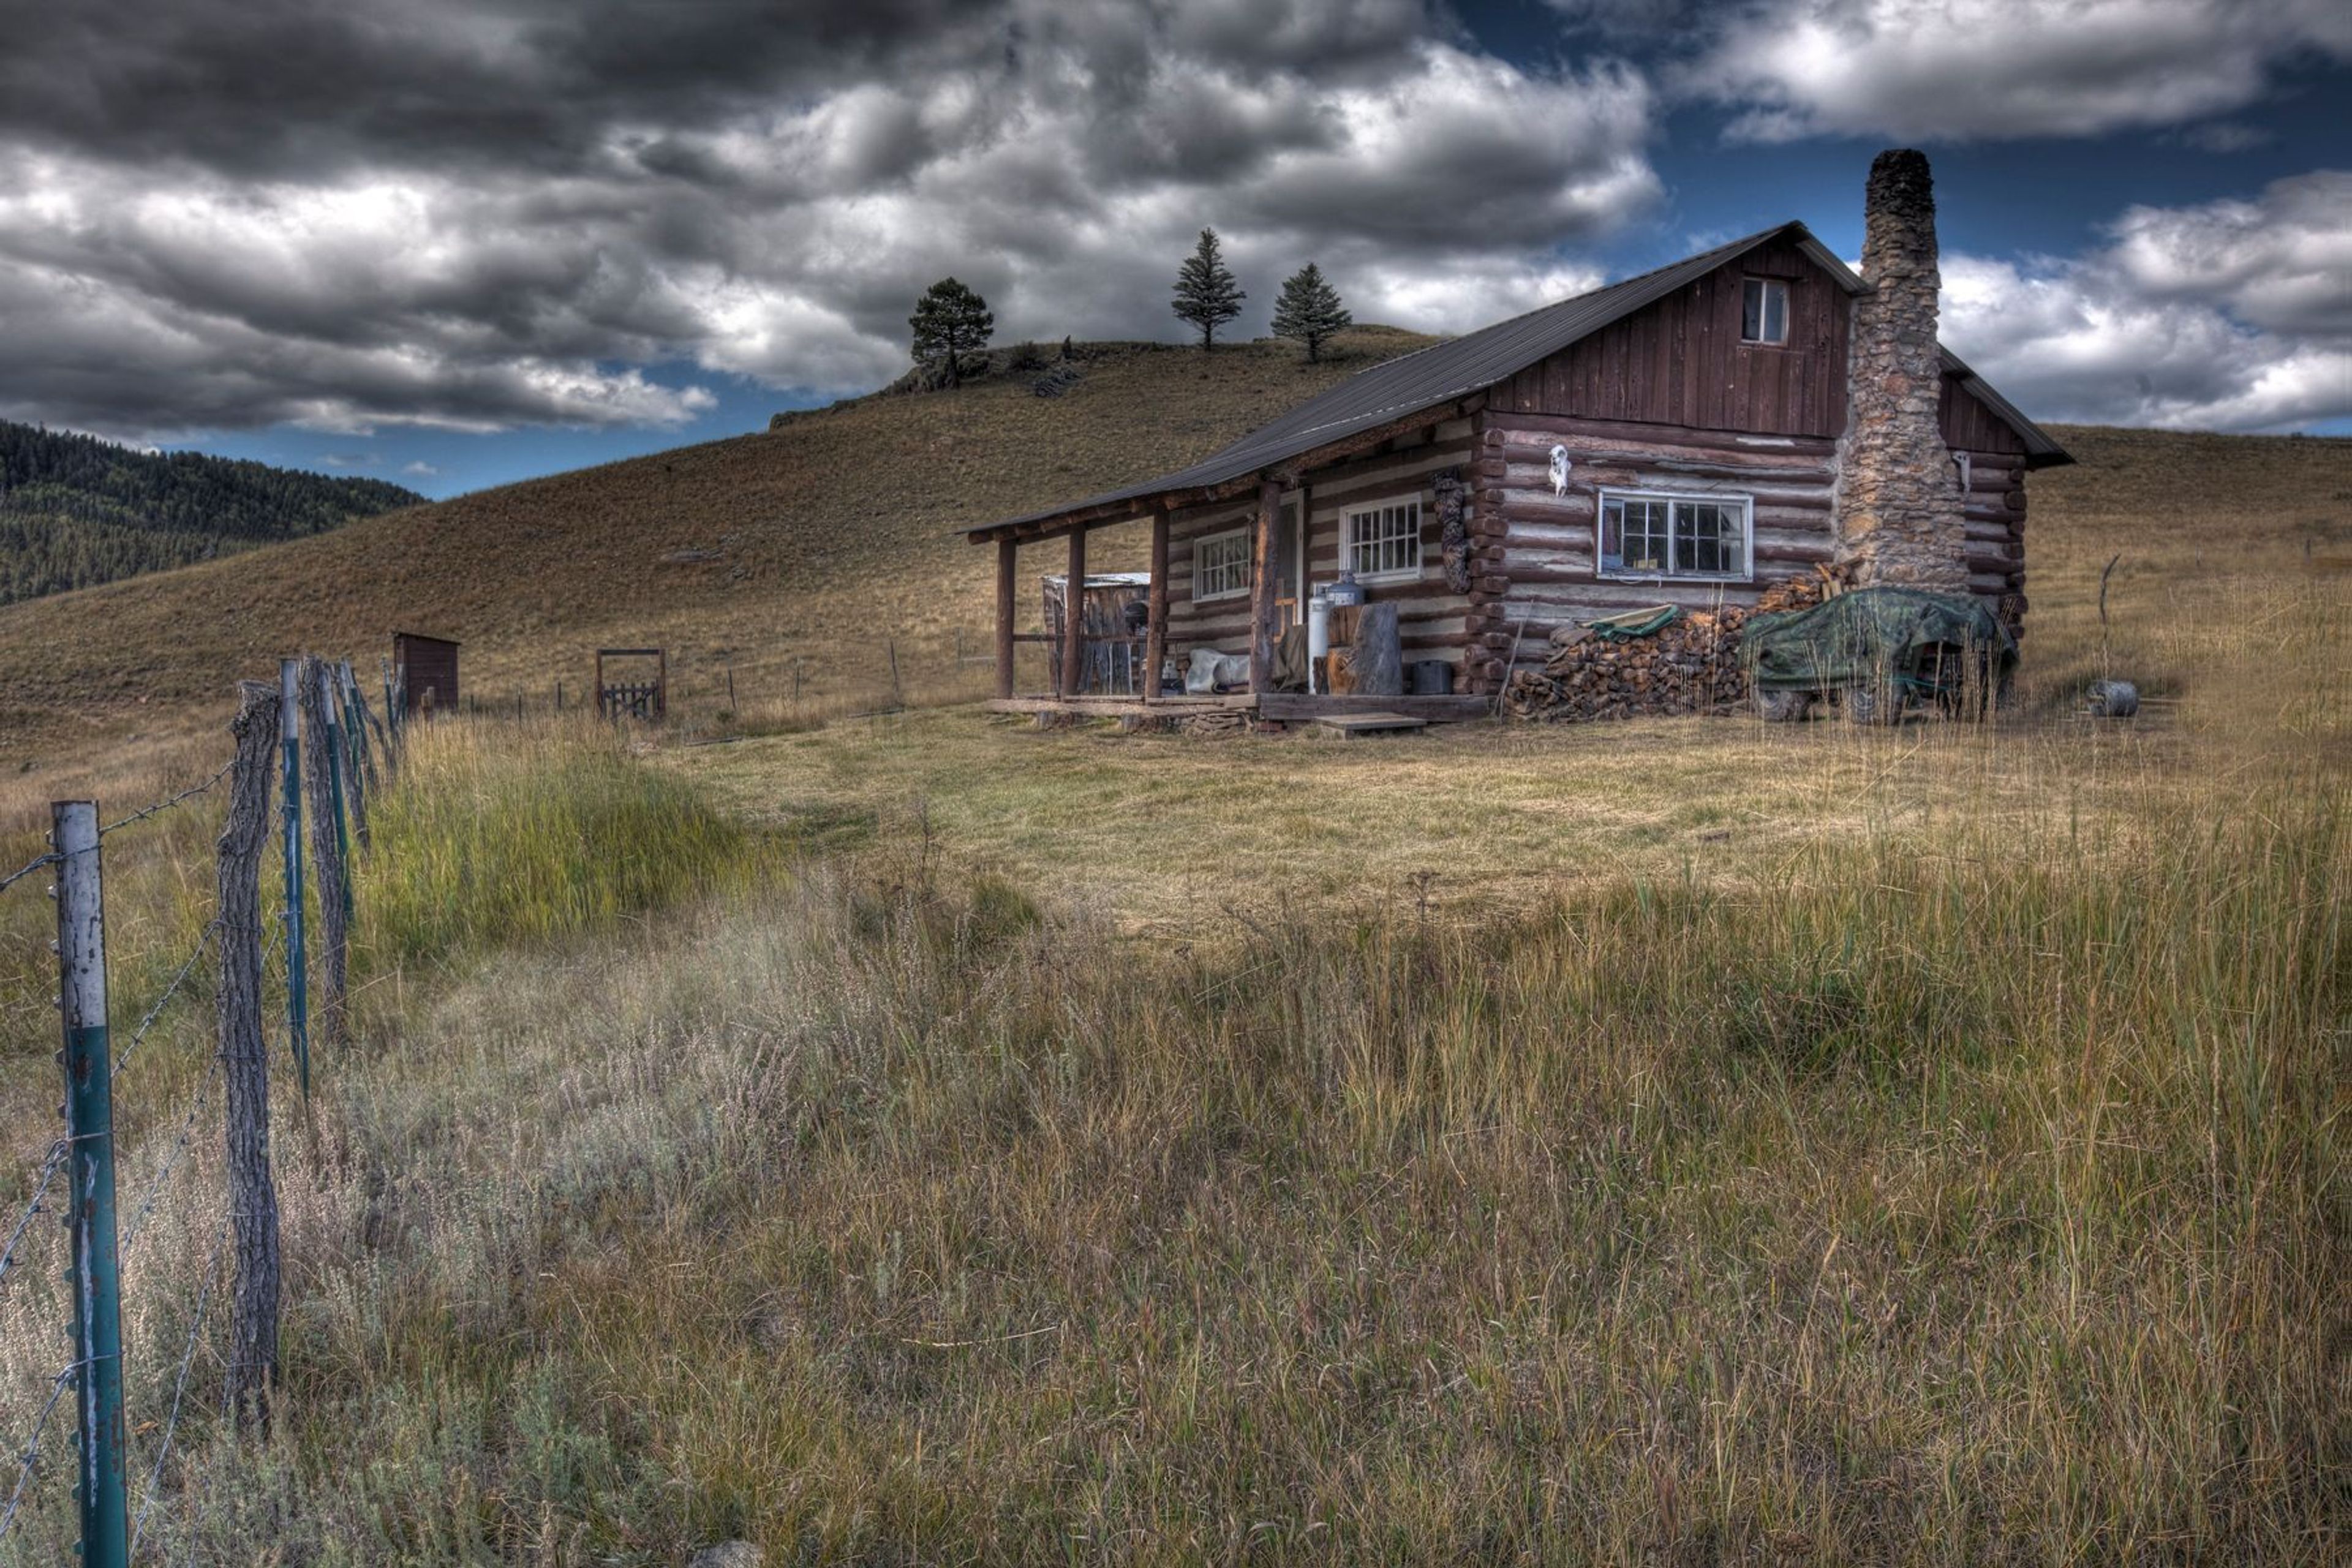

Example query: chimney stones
[1836,148,1968,591]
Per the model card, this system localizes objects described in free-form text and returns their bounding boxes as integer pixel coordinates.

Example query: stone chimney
[1835,149,1967,590]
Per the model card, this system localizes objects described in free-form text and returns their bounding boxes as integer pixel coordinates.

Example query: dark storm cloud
[0,0,1671,438]
[0,0,1003,179]
[3,0,2333,442]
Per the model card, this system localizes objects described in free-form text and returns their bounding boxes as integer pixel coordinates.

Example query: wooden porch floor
[984,692,1493,723]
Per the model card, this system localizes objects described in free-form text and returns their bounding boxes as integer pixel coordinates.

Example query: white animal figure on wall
[1549,445,1572,497]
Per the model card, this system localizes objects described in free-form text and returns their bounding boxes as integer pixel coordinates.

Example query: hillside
[0,419,422,608]
[0,328,2343,764]
[0,331,1428,755]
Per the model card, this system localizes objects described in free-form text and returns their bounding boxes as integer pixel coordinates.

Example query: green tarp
[1741,586,2016,695]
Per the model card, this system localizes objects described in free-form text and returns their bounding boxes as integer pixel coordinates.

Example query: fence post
[339,662,373,851]
[216,684,282,1430]
[279,660,308,1096]
[53,800,130,1568]
[299,657,349,1050]
[314,662,354,922]
[379,657,400,763]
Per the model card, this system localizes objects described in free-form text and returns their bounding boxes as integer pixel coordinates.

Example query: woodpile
[1502,573,1833,723]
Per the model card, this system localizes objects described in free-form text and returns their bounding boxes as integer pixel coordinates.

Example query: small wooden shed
[392,631,460,717]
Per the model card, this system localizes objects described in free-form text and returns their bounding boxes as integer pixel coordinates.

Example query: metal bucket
[1408,659,1454,696]
[2085,679,2139,718]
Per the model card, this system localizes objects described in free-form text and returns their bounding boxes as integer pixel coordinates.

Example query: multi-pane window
[1598,491,1752,580]
[1741,277,1789,344]
[1193,527,1252,600]
[1341,497,1422,581]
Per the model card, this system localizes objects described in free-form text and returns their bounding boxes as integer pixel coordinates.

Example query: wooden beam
[1145,505,1169,704]
[1249,475,1279,693]
[1060,525,1088,698]
[994,535,1016,701]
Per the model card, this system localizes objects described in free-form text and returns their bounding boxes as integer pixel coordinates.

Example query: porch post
[1249,475,1279,694]
[1060,524,1088,698]
[1145,505,1169,704]
[994,534,1016,699]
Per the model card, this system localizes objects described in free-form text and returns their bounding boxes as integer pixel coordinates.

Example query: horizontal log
[1482,412,1838,457]
[1494,467,1836,507]
[1298,445,1472,505]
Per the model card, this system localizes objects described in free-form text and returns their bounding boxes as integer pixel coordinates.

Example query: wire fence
[0,652,406,1564]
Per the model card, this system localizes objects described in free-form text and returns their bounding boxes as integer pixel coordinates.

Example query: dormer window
[1741,277,1789,345]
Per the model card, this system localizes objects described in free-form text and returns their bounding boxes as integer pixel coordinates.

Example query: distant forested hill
[0,420,424,606]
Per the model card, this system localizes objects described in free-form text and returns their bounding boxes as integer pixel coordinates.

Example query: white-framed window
[1741,277,1789,345]
[1341,495,1423,582]
[1193,527,1253,601]
[1597,490,1752,581]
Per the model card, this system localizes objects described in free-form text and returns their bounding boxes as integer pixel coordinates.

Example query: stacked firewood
[1502,575,1830,723]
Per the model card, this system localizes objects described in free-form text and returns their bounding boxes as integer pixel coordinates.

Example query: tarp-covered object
[1743,587,2016,696]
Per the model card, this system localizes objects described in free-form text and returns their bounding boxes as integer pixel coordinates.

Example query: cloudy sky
[2,0,2344,497]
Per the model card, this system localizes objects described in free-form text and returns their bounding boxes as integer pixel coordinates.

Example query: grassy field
[0,418,2339,1562]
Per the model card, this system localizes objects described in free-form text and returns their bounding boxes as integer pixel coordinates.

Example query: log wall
[1467,413,1847,689]
[1161,420,1479,674]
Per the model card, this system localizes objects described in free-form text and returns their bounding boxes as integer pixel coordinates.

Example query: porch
[984,691,1492,727]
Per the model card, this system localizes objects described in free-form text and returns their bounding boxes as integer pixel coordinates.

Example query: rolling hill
[0,332,1428,754]
[0,418,422,609]
[0,329,2342,764]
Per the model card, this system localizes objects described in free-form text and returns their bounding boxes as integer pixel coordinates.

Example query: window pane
[1600,497,1624,570]
[1766,283,1787,343]
[1743,278,1765,341]
[1623,499,1667,571]
[1345,502,1420,576]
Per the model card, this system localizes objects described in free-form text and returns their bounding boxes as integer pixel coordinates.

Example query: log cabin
[967,150,2069,725]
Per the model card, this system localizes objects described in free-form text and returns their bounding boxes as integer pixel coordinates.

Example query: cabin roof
[968,221,2069,540]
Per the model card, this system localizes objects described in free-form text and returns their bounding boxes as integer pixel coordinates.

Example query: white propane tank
[1306,592,1332,695]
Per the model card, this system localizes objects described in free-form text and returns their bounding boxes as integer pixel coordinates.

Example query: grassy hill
[0,418,421,609]
[1,328,2344,772]
[0,331,1427,758]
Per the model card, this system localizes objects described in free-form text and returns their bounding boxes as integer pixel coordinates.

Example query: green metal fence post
[52,800,129,1568]
[279,659,308,1096]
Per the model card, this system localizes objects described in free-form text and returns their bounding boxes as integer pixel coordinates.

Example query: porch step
[1311,710,1428,739]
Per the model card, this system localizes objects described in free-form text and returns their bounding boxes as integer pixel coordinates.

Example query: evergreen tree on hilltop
[1270,262,1353,364]
[908,277,995,387]
[1172,228,1245,350]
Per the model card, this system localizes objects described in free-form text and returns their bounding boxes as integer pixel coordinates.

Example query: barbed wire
[111,919,219,1087]
[0,1359,78,1540]
[0,1141,69,1302]
[119,1054,224,1264]
[0,850,55,900]
[129,1212,230,1560]
[100,760,237,839]
[0,753,235,906]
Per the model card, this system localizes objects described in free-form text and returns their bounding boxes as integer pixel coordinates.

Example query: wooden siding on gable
[1939,375,2029,457]
[1492,238,1851,439]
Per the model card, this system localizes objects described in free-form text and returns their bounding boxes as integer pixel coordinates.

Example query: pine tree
[1270,262,1353,363]
[1171,228,1245,350]
[908,277,995,387]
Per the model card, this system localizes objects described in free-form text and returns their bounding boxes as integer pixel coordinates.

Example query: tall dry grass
[0,701,2332,1564]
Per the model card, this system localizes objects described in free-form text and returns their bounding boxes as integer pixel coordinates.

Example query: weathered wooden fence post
[52,800,130,1568]
[299,656,350,1050]
[216,683,282,1430]
[279,659,308,1096]
[338,661,373,853]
